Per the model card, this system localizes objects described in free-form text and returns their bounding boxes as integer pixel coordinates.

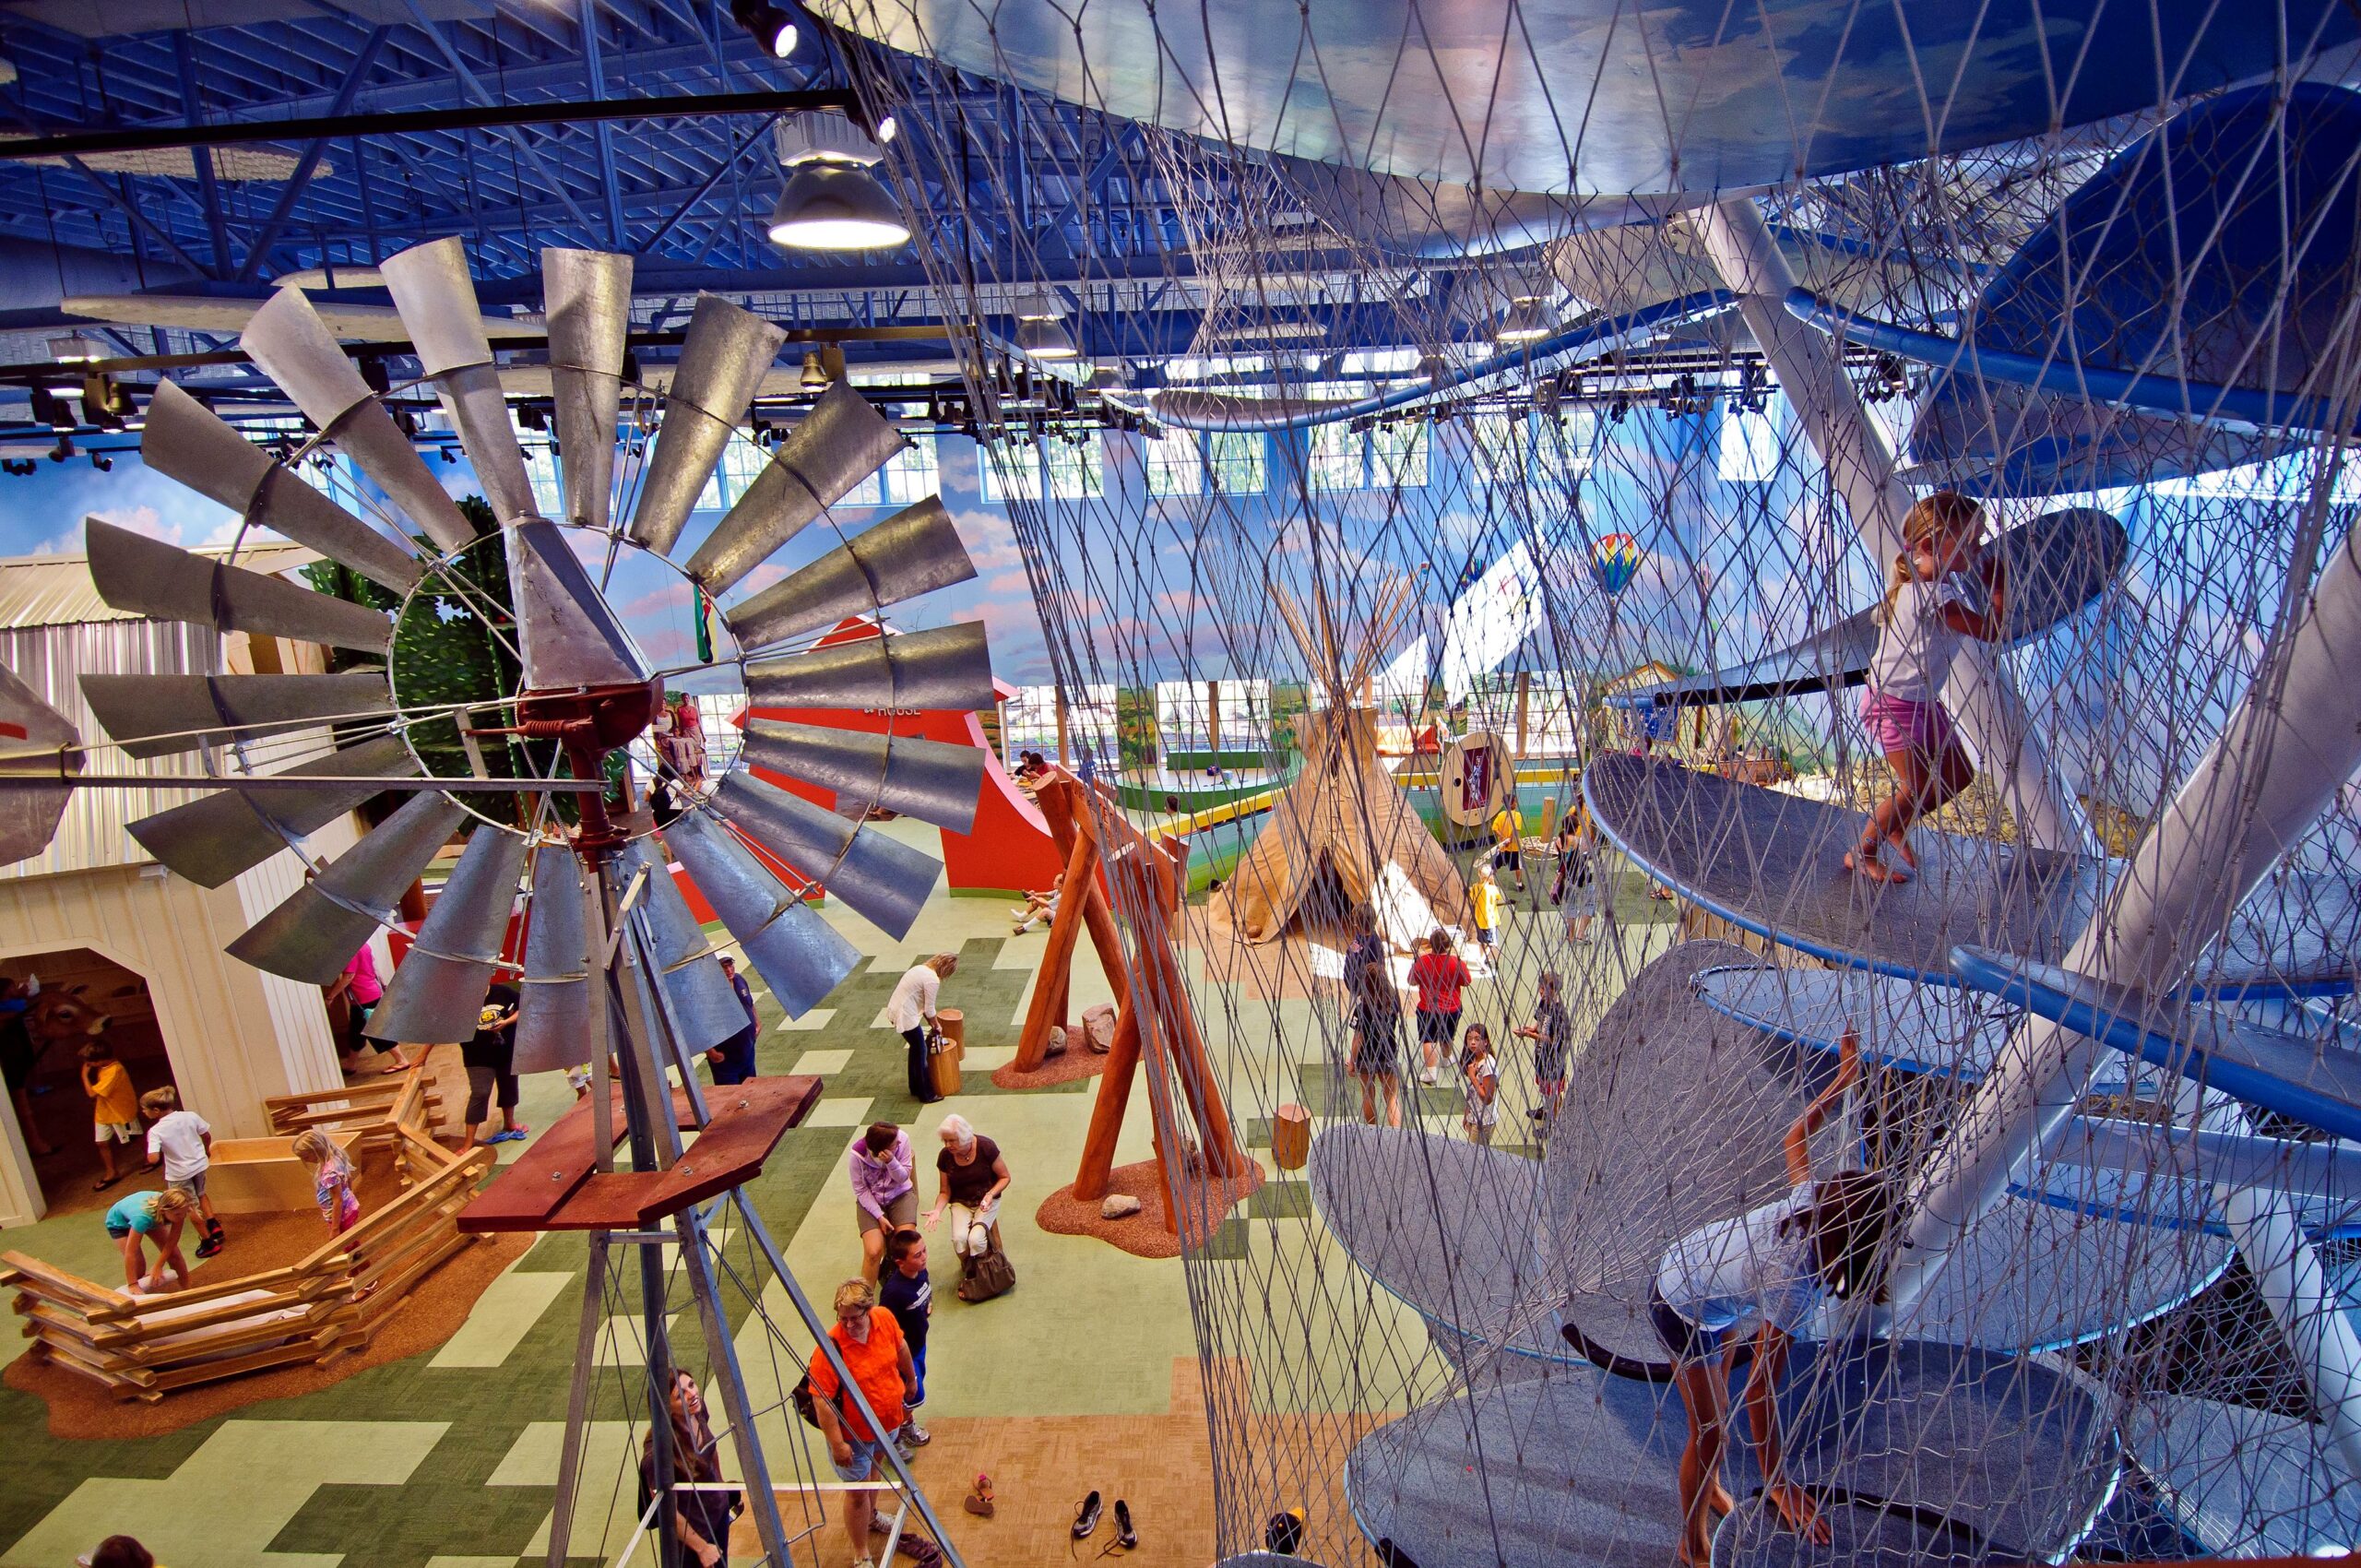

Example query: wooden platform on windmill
[457,1075,822,1234]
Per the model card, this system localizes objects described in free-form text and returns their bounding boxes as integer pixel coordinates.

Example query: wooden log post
[1012,827,1099,1072]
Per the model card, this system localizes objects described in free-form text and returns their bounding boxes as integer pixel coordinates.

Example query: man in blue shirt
[706,956,761,1086]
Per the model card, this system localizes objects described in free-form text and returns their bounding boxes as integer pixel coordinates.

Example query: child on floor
[141,1087,224,1259]
[1458,1024,1499,1146]
[879,1226,933,1453]
[104,1185,196,1294]
[79,1040,138,1192]
[1653,1028,1881,1568]
[1848,491,2009,885]
[1011,873,1063,934]
[1514,970,1572,1128]
[1470,862,1504,963]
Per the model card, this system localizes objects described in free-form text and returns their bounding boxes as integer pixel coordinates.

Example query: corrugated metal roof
[0,618,218,879]
[0,539,321,629]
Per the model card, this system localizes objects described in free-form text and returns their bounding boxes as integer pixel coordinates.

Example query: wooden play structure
[0,1066,491,1402]
[1226,580,1467,944]
[1015,769,1248,1231]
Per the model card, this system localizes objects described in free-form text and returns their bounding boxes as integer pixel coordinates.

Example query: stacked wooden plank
[2,1067,491,1402]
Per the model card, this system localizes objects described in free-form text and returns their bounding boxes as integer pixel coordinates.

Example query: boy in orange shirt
[79,1039,139,1191]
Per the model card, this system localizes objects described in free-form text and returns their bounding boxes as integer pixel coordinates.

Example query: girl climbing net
[1847,491,2010,885]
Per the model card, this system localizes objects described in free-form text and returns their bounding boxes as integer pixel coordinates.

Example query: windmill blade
[682,381,909,597]
[543,247,632,532]
[745,622,996,712]
[127,731,417,888]
[664,805,860,1016]
[626,294,785,556]
[514,840,591,1077]
[85,517,393,655]
[363,824,528,1046]
[225,790,464,983]
[81,671,392,760]
[380,237,538,526]
[615,836,758,1053]
[0,660,80,865]
[742,719,986,835]
[506,519,650,688]
[724,497,977,653]
[242,285,476,553]
[142,381,423,593]
[709,770,940,940]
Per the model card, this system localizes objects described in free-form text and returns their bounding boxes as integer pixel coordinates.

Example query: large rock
[1100,1194,1143,1220]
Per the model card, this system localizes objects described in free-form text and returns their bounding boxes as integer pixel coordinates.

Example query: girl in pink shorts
[1848,493,2008,885]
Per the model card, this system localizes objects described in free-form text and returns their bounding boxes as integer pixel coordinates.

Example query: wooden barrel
[931,1008,965,1097]
[1271,1102,1311,1170]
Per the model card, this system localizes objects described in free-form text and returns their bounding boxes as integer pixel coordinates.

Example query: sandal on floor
[92,1174,123,1192]
[965,1473,996,1518]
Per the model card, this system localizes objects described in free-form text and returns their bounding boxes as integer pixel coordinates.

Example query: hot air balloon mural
[1589,532,1643,598]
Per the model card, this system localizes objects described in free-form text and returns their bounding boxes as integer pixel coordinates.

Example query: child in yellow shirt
[1470,863,1505,962]
[79,1039,139,1191]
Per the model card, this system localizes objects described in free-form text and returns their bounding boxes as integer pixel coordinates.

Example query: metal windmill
[0,235,983,1567]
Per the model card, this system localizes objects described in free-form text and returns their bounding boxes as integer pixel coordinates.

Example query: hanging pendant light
[1494,295,1553,344]
[1014,316,1079,362]
[1012,290,1079,362]
[766,112,909,252]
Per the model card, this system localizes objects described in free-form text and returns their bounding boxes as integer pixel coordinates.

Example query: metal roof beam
[0,84,855,160]
[234,27,392,284]
[172,36,231,279]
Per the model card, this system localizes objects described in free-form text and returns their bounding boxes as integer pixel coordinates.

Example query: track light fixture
[28,386,69,429]
[801,351,829,392]
[89,452,113,472]
[766,112,908,252]
[730,0,798,57]
[49,435,75,462]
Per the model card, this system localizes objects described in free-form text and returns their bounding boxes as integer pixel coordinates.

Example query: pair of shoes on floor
[1072,1491,1137,1550]
[195,1229,226,1259]
[963,1471,994,1517]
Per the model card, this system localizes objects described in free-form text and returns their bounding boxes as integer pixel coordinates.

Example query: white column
[1690,199,2082,853]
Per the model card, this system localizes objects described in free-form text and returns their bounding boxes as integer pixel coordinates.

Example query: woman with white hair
[923,1113,1011,1262]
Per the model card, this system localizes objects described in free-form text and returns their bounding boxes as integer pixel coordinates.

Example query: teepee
[1228,577,1468,944]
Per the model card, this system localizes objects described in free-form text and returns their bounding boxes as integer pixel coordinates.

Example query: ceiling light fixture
[801,351,830,391]
[766,112,908,252]
[1012,291,1078,362]
[730,0,798,57]
[1493,295,1553,344]
[47,334,101,364]
[1014,316,1079,362]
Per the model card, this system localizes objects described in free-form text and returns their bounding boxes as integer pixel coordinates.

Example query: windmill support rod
[0,88,860,162]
